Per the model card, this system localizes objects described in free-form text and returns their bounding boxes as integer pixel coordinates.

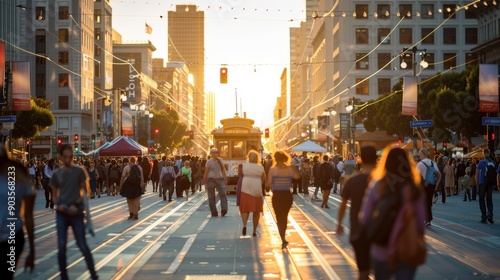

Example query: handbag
[393,202,426,266]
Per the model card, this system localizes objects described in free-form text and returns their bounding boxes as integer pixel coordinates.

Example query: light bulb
[493,0,497,5]
[438,8,443,13]
[428,10,433,16]
[483,1,488,6]
[374,12,378,17]
[363,11,367,17]
[474,3,478,8]
[416,11,421,17]
[420,60,429,69]
[385,10,390,17]
[185,6,189,12]
[400,61,408,69]
[446,7,451,12]
[353,11,356,17]
[397,11,401,17]
[407,11,411,17]
[342,12,346,17]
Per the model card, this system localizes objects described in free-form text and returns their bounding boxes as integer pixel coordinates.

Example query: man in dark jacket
[318,155,334,208]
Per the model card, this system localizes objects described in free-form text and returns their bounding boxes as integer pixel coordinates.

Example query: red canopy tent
[97,136,147,157]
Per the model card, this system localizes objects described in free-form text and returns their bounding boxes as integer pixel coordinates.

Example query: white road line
[288,214,342,280]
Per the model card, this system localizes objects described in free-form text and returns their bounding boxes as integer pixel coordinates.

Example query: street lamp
[346,98,356,154]
[322,108,337,153]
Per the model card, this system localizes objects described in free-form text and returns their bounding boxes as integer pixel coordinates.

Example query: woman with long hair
[265,150,301,249]
[151,159,160,192]
[360,146,426,279]
[239,150,266,237]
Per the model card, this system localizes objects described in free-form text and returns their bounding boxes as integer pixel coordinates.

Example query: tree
[12,98,54,139]
[150,109,188,153]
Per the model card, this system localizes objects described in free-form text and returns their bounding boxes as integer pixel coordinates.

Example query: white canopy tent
[291,140,326,153]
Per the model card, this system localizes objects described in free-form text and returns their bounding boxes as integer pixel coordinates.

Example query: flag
[402,76,418,116]
[479,64,499,113]
[145,23,153,34]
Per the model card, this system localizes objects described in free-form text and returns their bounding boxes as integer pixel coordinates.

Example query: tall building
[310,0,478,134]
[273,68,289,149]
[289,0,320,126]
[19,0,95,156]
[113,37,157,147]
[168,4,205,133]
[93,0,113,145]
[0,1,21,61]
[205,91,216,131]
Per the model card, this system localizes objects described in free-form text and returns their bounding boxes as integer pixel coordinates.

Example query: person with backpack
[332,156,342,194]
[119,157,144,220]
[416,148,441,228]
[360,146,426,279]
[300,158,312,198]
[476,149,497,224]
[107,160,121,196]
[160,161,176,201]
[318,155,334,208]
[176,160,193,200]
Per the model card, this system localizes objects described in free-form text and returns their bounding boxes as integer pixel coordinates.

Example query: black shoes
[281,241,289,249]
[163,195,166,201]
[221,209,227,217]
[45,202,49,208]
[480,219,488,224]
[212,213,218,217]
[242,226,247,236]
[488,218,494,224]
[252,233,257,237]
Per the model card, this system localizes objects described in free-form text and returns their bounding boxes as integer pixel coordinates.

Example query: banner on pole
[0,42,5,105]
[402,76,418,116]
[479,64,499,113]
[121,103,134,136]
[317,115,328,142]
[11,62,31,111]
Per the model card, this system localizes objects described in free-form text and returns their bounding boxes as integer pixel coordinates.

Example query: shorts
[351,236,371,271]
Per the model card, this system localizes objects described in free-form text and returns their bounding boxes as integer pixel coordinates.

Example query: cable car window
[231,140,245,159]
[218,141,229,158]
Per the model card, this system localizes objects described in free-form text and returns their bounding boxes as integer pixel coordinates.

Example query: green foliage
[12,98,54,139]
[361,66,484,141]
[150,109,188,153]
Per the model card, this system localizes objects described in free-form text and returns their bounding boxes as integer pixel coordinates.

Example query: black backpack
[161,167,175,186]
[127,165,142,186]
[485,159,497,185]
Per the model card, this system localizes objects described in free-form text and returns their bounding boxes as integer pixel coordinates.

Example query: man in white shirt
[417,148,441,228]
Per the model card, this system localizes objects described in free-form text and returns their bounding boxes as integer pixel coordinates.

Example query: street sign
[339,113,351,140]
[482,117,500,126]
[0,115,16,123]
[2,122,13,129]
[410,120,433,128]
[147,140,154,145]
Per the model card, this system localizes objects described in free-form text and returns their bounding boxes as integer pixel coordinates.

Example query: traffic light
[74,134,79,142]
[264,128,269,138]
[397,139,402,144]
[154,128,159,135]
[189,131,194,139]
[220,67,228,84]
[26,139,31,146]
[443,141,447,151]
[57,138,62,146]
[488,132,495,152]
[91,134,96,143]
[149,146,153,153]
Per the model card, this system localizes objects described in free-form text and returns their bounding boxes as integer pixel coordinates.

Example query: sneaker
[211,213,218,217]
[221,209,227,217]
[479,219,488,224]
[488,218,494,224]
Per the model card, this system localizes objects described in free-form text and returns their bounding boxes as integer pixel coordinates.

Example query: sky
[110,0,306,128]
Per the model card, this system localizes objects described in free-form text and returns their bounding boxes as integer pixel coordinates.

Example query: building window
[423,53,435,70]
[465,9,477,19]
[421,4,434,19]
[59,96,69,110]
[59,6,69,20]
[36,74,46,98]
[465,28,478,44]
[378,53,391,70]
[356,78,369,95]
[58,117,69,130]
[443,53,457,69]
[378,78,391,95]
[377,4,390,19]
[94,63,100,77]
[355,4,368,19]
[356,53,369,70]
[356,28,369,44]
[35,7,46,20]
[58,51,69,65]
[378,28,391,44]
[94,44,101,56]
[399,28,413,44]
[94,9,101,23]
[443,4,456,19]
[465,53,477,65]
[58,29,69,42]
[95,28,101,40]
[443,28,456,44]
[421,28,435,44]
[399,4,412,19]
[59,73,69,87]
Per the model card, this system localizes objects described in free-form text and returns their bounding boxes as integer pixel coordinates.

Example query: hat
[443,156,449,162]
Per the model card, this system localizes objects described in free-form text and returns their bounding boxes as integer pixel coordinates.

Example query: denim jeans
[206,178,228,215]
[373,259,417,280]
[478,184,494,220]
[56,212,98,280]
